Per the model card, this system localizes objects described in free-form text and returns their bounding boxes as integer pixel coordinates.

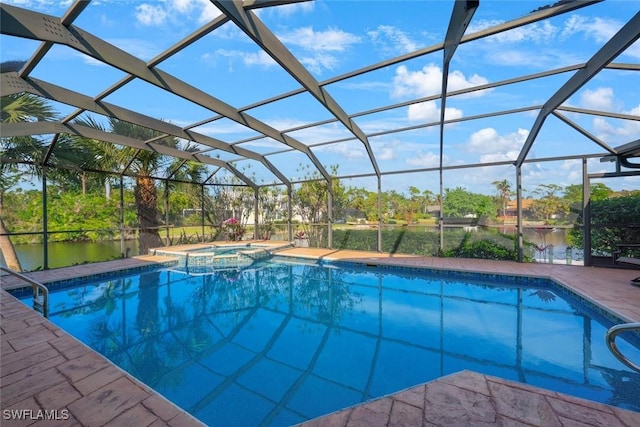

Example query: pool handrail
[605,322,640,373]
[0,266,49,318]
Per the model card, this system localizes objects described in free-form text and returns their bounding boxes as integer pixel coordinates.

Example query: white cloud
[574,86,640,142]
[479,150,521,163]
[171,0,197,14]
[186,119,260,137]
[300,53,339,74]
[561,159,583,183]
[466,19,502,34]
[135,4,167,26]
[579,87,615,111]
[135,0,220,27]
[406,151,442,167]
[339,81,390,92]
[561,15,618,43]
[391,63,489,99]
[467,15,638,67]
[467,127,529,163]
[561,15,640,60]
[488,48,581,67]
[275,26,360,74]
[197,1,222,23]
[205,49,277,69]
[314,142,366,160]
[279,26,361,52]
[208,25,360,74]
[376,146,396,161]
[242,50,277,67]
[269,1,315,17]
[368,25,418,55]
[285,121,355,146]
[467,19,557,44]
[4,0,72,13]
[407,101,463,123]
[391,64,489,122]
[592,104,640,142]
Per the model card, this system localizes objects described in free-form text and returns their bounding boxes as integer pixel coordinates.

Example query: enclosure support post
[582,159,592,266]
[328,180,333,249]
[439,179,444,254]
[516,166,523,263]
[287,184,292,242]
[120,175,125,256]
[200,185,205,242]
[254,188,259,240]
[164,180,170,246]
[42,165,48,270]
[377,176,382,252]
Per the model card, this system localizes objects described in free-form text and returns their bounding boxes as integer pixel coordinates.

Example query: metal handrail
[0,267,49,317]
[605,322,640,373]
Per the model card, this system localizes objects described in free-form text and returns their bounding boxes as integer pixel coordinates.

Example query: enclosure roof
[1,0,639,189]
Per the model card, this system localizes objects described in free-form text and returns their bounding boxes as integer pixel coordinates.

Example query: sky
[1,0,639,196]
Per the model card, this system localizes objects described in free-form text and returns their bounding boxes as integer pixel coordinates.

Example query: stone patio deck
[299,370,640,427]
[2,245,639,426]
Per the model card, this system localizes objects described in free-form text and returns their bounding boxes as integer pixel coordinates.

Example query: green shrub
[444,232,533,261]
[332,228,532,261]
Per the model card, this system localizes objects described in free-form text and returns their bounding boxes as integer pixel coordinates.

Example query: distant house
[427,205,440,218]
[339,208,367,223]
[504,199,534,219]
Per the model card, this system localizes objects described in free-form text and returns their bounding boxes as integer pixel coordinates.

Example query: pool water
[18,259,640,425]
[186,246,246,255]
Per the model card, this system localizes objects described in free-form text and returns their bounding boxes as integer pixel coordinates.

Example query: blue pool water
[185,246,248,255]
[15,259,640,425]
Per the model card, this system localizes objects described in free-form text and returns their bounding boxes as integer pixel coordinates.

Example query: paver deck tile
[167,411,207,427]
[487,379,563,426]
[298,371,640,427]
[48,335,92,360]
[392,385,425,409]
[29,415,82,427]
[142,394,184,422]
[546,396,627,427]
[1,354,67,387]
[389,400,424,426]
[423,381,497,425]
[348,398,393,427]
[72,365,131,396]
[0,285,206,427]
[36,381,83,411]
[1,366,68,408]
[102,403,159,427]
[1,342,59,376]
[56,351,115,383]
[66,376,153,426]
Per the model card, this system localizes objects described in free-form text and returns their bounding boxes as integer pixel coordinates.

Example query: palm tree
[492,179,512,218]
[1,64,58,271]
[77,117,204,255]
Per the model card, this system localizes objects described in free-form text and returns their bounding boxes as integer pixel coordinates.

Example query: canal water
[3,227,578,272]
[5,240,140,272]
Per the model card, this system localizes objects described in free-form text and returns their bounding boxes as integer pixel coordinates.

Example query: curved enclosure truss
[1,0,639,270]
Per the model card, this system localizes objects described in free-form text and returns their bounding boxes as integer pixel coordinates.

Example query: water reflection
[43,262,640,425]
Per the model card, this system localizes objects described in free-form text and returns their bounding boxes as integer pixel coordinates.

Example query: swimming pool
[14,258,640,425]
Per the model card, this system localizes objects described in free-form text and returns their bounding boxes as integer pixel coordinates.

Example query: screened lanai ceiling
[1,0,639,191]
